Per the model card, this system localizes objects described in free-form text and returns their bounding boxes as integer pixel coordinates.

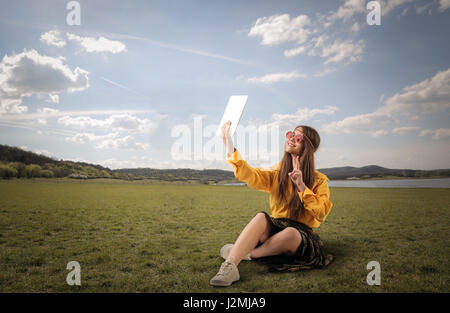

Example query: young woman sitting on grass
[210,121,334,287]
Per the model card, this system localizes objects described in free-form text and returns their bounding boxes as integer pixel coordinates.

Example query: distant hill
[0,144,119,179]
[0,144,110,172]
[0,144,58,165]
[1,144,449,181]
[0,144,236,182]
[318,165,450,180]
[116,164,450,182]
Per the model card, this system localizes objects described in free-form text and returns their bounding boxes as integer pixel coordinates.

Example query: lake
[328,177,450,188]
[222,178,450,188]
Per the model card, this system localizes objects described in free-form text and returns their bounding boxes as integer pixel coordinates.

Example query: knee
[253,213,271,242]
[252,213,268,226]
[281,227,302,252]
[254,212,266,221]
[283,227,301,241]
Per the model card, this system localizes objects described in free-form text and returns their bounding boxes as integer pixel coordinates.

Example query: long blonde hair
[276,125,320,220]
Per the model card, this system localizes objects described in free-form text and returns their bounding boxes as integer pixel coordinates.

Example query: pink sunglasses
[286,131,313,147]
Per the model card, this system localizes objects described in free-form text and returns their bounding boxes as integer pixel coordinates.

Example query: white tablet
[216,95,248,137]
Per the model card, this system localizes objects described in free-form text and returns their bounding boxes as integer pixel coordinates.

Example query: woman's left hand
[288,155,306,192]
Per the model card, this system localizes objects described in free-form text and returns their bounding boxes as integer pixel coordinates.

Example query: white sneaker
[210,259,240,287]
[220,244,252,261]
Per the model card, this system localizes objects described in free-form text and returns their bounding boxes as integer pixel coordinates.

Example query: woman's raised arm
[222,121,275,192]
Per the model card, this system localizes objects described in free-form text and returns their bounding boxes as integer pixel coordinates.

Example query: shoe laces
[217,260,235,278]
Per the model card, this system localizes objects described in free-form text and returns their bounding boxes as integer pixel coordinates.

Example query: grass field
[0,178,449,292]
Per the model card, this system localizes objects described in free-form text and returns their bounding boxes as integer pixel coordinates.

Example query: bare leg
[227,213,271,266]
[249,227,302,259]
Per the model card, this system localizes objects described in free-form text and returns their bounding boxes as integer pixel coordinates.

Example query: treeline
[0,160,121,179]
[0,144,57,166]
[0,144,132,180]
[0,144,236,183]
[114,168,236,184]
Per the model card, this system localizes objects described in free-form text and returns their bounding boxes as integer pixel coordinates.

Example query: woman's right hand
[221,120,232,145]
[221,120,234,157]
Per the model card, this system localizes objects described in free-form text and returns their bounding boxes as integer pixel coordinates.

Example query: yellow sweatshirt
[226,148,333,228]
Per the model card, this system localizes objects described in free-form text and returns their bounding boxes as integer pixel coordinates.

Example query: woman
[210,121,334,287]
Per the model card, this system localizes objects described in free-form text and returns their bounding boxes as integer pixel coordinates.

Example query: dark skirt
[253,211,334,272]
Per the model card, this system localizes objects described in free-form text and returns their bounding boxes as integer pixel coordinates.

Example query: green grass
[0,179,449,292]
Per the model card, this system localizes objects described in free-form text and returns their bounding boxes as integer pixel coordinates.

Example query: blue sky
[0,0,449,170]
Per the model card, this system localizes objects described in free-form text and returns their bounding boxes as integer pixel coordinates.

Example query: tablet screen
[216,95,248,137]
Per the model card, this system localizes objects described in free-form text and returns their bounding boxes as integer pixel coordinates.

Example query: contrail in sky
[99,76,151,99]
[0,110,156,121]
[0,18,261,67]
[96,32,260,67]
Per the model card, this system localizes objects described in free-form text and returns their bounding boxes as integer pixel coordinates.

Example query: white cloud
[244,71,307,84]
[47,94,59,104]
[17,145,53,157]
[392,126,420,135]
[40,30,67,47]
[0,49,89,114]
[37,107,59,114]
[305,34,329,57]
[65,132,116,144]
[350,22,360,33]
[37,118,47,125]
[248,106,339,131]
[67,33,126,54]
[313,67,338,77]
[439,0,450,11]
[324,0,450,22]
[248,14,311,46]
[35,107,58,126]
[271,106,338,126]
[321,39,364,65]
[40,30,127,54]
[248,0,447,77]
[283,46,308,57]
[322,110,393,136]
[58,116,109,128]
[326,0,417,24]
[65,132,149,150]
[371,129,389,137]
[381,68,450,115]
[106,114,165,134]
[415,2,434,14]
[95,135,149,150]
[56,112,164,151]
[32,149,53,157]
[248,11,364,69]
[322,68,450,136]
[326,0,366,23]
[58,113,166,134]
[419,128,450,140]
[379,0,418,15]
